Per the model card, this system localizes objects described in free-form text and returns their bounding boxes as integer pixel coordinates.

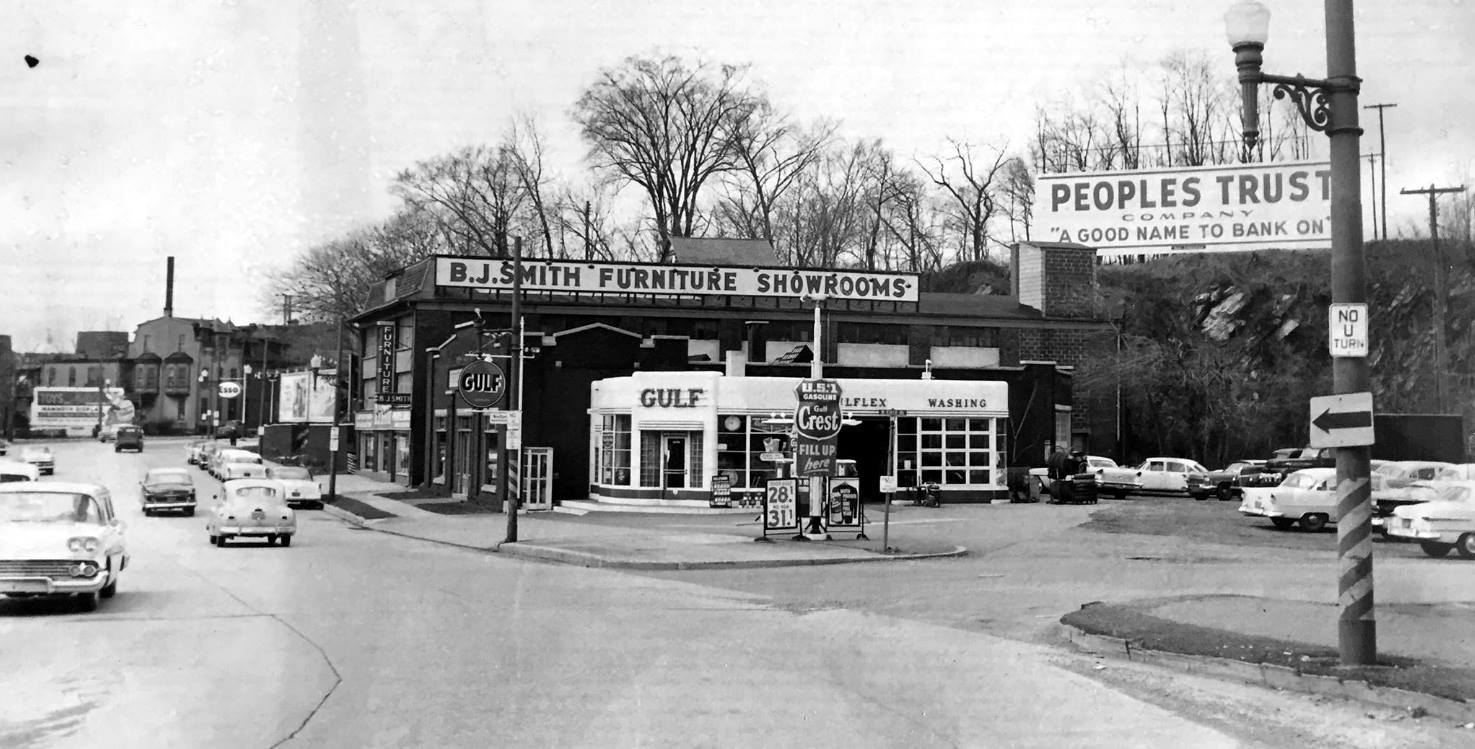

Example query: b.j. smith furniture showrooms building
[347,239,1114,508]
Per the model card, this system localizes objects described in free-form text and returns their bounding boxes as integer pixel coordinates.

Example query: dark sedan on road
[140,468,197,516]
[1188,460,1266,501]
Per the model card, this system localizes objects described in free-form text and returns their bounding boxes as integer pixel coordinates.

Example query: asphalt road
[0,438,1296,749]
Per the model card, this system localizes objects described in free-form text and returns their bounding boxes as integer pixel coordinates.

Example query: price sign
[709,474,732,509]
[763,478,799,534]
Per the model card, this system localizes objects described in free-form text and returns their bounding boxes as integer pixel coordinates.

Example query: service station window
[896,417,999,486]
[599,414,632,485]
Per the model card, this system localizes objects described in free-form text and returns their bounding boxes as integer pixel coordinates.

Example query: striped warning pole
[1336,446,1376,665]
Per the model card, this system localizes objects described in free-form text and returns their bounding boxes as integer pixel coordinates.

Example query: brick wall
[1041,247,1098,319]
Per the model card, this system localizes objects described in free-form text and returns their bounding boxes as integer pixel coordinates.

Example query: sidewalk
[317,471,966,570]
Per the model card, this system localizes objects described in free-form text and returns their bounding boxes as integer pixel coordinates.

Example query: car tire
[100,573,117,599]
[143,508,152,517]
[1457,534,1475,560]
[1193,492,1207,501]
[1300,514,1329,532]
[75,591,99,612]
[280,535,292,548]
[1271,517,1296,530]
[1421,542,1453,558]
[185,508,195,517]
[1218,485,1236,501]
[214,535,226,547]
[266,534,277,546]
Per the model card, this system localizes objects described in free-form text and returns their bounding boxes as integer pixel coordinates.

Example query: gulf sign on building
[1033,161,1332,255]
[435,258,919,303]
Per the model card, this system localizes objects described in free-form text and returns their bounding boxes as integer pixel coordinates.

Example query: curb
[320,507,968,569]
[490,543,969,571]
[1056,622,1475,724]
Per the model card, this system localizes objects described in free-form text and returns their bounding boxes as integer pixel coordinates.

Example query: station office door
[522,447,553,511]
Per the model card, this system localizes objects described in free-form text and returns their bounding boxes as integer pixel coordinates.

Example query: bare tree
[1000,157,1035,244]
[573,54,761,261]
[504,114,557,258]
[556,183,619,261]
[918,139,1010,263]
[392,146,526,257]
[1157,51,1235,167]
[718,105,835,242]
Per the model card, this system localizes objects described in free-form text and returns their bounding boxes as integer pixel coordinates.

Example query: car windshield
[225,454,262,464]
[1373,463,1407,479]
[1280,472,1321,490]
[227,485,286,505]
[1185,462,1208,473]
[268,467,312,481]
[0,492,103,524]
[146,470,192,486]
[22,447,50,457]
[1088,457,1117,468]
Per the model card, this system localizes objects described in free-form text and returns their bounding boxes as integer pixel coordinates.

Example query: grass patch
[378,488,455,501]
[416,501,500,516]
[1063,602,1475,703]
[327,495,395,520]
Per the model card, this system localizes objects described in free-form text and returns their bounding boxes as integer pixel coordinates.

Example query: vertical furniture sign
[377,322,396,400]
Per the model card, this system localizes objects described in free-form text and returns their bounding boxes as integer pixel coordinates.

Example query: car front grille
[0,560,77,578]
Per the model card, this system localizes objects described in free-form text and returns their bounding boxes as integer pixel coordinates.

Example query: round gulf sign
[457,359,506,409]
[217,381,242,399]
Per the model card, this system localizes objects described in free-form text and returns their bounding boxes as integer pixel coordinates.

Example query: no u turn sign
[1329,303,1368,358]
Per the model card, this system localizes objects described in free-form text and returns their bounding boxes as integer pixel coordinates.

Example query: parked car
[1238,467,1339,531]
[19,445,54,476]
[185,440,210,465]
[1095,457,1209,498]
[266,466,323,509]
[1264,447,1336,474]
[1372,481,1445,537]
[212,448,264,480]
[1028,455,1116,501]
[0,437,8,455]
[1375,460,1455,490]
[140,467,197,516]
[1434,464,1475,481]
[0,460,40,483]
[0,481,129,611]
[114,425,144,453]
[207,479,297,547]
[196,442,221,471]
[1385,480,1475,558]
[1188,460,1267,501]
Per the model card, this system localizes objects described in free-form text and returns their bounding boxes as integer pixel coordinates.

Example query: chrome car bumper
[216,526,294,536]
[0,572,107,595]
[146,500,196,509]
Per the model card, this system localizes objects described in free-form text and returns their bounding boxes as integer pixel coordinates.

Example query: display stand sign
[759,478,800,540]
[793,379,842,475]
[710,474,732,508]
[826,475,863,533]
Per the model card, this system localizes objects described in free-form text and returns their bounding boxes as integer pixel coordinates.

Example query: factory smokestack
[164,256,175,317]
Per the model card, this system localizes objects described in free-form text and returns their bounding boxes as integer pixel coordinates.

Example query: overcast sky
[4,0,1471,352]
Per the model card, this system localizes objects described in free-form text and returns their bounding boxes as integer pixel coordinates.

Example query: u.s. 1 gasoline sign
[794,379,842,476]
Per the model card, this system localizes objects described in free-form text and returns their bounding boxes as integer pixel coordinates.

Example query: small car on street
[19,445,54,476]
[114,425,144,453]
[213,448,266,480]
[266,466,323,509]
[196,442,221,471]
[140,467,197,516]
[1385,480,1475,558]
[207,479,297,547]
[0,460,40,483]
[0,482,129,611]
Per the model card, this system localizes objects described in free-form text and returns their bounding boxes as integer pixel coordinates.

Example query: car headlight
[67,536,100,553]
[70,561,100,577]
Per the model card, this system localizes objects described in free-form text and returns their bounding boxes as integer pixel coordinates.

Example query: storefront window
[396,432,410,477]
[599,415,632,485]
[482,430,500,491]
[640,432,661,487]
[896,416,998,487]
[362,433,378,473]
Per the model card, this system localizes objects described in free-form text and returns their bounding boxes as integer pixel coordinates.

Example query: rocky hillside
[1085,240,1475,463]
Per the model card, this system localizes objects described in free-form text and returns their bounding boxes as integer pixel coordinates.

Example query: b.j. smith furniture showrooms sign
[435,258,919,303]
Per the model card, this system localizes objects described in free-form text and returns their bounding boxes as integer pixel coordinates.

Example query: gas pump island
[759,379,865,542]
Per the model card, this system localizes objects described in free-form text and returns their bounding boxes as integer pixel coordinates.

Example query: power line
[1399,183,1466,413]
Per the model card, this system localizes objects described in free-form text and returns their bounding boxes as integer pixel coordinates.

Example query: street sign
[1329,303,1368,358]
[879,475,897,493]
[481,410,522,426]
[1309,391,1375,448]
[217,381,242,399]
[457,360,506,409]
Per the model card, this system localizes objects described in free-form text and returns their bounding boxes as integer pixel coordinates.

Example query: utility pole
[505,236,523,543]
[1400,183,1467,414]
[1364,103,1397,241]
[1364,153,1380,239]
[327,314,346,502]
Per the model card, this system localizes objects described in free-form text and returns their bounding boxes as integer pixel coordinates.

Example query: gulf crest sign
[793,379,842,475]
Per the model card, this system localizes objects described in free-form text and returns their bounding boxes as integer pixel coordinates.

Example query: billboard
[434,258,919,303]
[277,370,336,423]
[1034,161,1332,256]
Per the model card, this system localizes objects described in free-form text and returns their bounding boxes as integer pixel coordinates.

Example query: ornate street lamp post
[1226,0,1375,665]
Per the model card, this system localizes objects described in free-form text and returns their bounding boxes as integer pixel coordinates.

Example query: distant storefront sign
[434,258,919,303]
[1034,161,1332,256]
[278,370,336,424]
[377,323,396,399]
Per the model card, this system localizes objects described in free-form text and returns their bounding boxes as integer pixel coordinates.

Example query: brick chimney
[1011,241,1098,319]
[164,256,175,317]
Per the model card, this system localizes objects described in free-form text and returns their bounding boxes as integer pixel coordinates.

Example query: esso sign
[457,360,506,409]
[217,382,242,399]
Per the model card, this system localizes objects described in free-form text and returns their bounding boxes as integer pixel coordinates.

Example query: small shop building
[346,239,1114,509]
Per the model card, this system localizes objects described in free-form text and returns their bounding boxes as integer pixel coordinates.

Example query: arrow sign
[1308,391,1375,448]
